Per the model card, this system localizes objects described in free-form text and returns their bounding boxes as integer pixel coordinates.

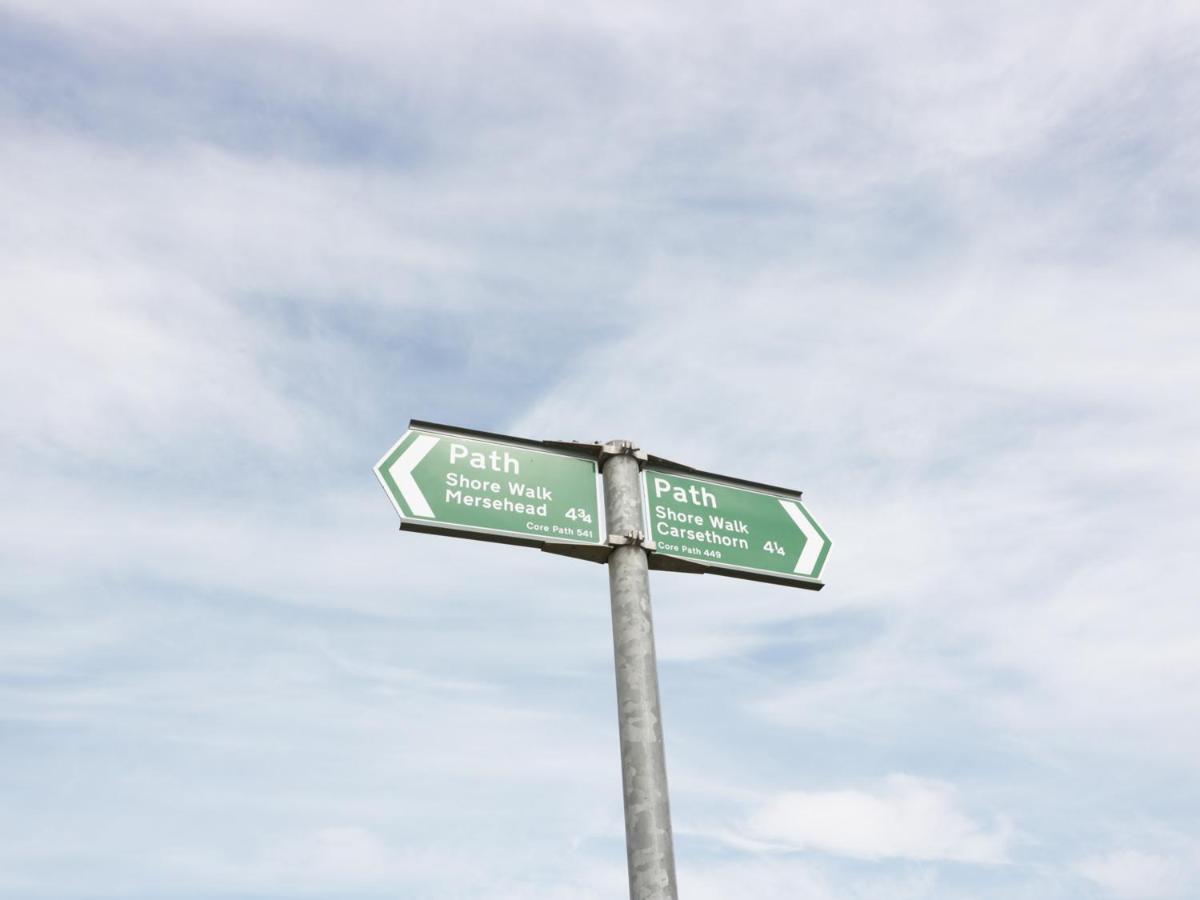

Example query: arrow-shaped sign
[375,423,605,548]
[642,466,830,588]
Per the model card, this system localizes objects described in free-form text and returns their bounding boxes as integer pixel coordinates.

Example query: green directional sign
[643,467,831,588]
[375,423,604,547]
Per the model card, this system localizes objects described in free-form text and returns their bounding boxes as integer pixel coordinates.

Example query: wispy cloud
[1077,848,1195,900]
[2,1,1198,897]
[744,775,1010,863]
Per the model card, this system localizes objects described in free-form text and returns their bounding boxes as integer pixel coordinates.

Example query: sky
[2,2,1199,898]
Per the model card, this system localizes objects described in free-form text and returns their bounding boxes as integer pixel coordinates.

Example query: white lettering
[653,476,718,508]
[448,442,521,474]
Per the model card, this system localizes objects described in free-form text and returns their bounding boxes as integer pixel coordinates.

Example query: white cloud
[744,775,1010,863]
[0,258,305,463]
[1077,849,1188,900]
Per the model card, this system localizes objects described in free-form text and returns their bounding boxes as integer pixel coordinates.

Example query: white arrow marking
[389,434,439,517]
[780,499,826,576]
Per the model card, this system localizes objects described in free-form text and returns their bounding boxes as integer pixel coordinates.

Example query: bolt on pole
[602,444,679,900]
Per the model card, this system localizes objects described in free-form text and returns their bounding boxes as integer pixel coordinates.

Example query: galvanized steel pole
[602,444,678,900]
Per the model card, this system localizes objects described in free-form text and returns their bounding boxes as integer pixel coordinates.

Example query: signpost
[374,421,832,900]
[642,466,830,589]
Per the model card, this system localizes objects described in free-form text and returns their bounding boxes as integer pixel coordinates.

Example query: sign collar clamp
[607,529,657,551]
[598,440,649,467]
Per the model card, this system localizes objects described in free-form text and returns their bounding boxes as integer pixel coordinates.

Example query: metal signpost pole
[377,421,832,897]
[601,442,678,900]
